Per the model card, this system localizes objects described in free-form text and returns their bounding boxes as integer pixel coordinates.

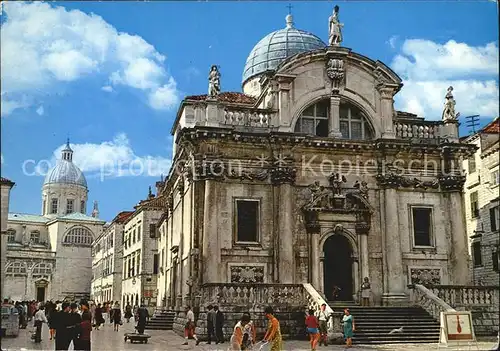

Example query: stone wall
[172,306,309,341]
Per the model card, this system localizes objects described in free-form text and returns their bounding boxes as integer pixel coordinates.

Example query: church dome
[242,14,326,84]
[43,140,87,188]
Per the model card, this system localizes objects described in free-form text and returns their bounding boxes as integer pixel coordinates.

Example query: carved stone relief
[326,58,345,94]
[409,267,441,286]
[229,265,265,283]
[375,171,464,192]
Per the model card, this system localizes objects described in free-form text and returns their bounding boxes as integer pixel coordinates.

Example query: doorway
[323,234,354,301]
[36,287,45,302]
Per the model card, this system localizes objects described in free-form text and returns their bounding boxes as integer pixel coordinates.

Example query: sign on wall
[439,311,477,347]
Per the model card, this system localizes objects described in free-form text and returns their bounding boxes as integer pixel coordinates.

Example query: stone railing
[408,284,455,321]
[303,283,343,338]
[223,107,275,128]
[409,284,500,335]
[200,283,305,308]
[394,120,442,139]
[425,285,499,308]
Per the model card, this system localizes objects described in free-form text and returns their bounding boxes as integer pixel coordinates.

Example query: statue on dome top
[328,5,344,46]
[442,86,460,122]
[208,65,221,97]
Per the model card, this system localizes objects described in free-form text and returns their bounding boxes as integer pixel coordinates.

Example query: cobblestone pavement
[1,322,497,351]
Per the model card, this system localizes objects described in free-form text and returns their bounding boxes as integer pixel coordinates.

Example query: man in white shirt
[182,306,200,346]
[33,306,48,343]
[317,303,331,346]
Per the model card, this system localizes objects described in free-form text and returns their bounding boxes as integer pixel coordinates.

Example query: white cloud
[36,134,172,180]
[392,39,499,119]
[1,2,179,116]
[101,86,114,93]
[36,106,44,116]
[386,35,399,49]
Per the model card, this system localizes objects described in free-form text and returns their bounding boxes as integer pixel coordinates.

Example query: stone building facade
[121,190,163,309]
[90,211,133,303]
[1,177,15,299]
[462,118,500,286]
[4,141,105,302]
[155,10,475,315]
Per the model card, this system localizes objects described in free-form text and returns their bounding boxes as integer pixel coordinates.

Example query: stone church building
[4,141,105,302]
[155,9,475,313]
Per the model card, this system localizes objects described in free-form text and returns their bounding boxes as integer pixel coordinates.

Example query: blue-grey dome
[43,141,87,188]
[242,15,326,84]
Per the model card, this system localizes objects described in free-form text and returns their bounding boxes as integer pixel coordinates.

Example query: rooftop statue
[208,65,221,97]
[328,5,344,46]
[442,86,460,122]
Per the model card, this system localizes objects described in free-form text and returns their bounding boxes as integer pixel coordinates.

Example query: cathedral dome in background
[242,14,326,84]
[43,140,87,188]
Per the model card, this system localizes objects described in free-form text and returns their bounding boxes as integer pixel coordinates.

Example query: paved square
[1,322,497,351]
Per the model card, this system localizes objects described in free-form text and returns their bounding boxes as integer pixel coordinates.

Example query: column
[329,96,343,138]
[359,234,369,281]
[379,86,396,139]
[202,180,220,283]
[310,233,320,289]
[352,260,359,302]
[382,187,407,305]
[448,192,469,284]
[278,183,294,283]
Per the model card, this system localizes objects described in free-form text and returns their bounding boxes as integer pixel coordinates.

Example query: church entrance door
[36,287,45,302]
[323,235,353,301]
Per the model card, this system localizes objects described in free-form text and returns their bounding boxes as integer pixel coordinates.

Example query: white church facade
[4,141,105,302]
[155,8,475,313]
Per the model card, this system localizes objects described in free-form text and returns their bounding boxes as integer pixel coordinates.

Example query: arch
[290,93,381,139]
[6,262,27,275]
[32,262,52,275]
[320,226,358,257]
[63,226,94,246]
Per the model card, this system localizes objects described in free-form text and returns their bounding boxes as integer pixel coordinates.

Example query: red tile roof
[112,211,134,224]
[185,92,257,105]
[481,118,499,134]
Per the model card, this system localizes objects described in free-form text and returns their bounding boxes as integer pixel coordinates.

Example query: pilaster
[378,86,397,139]
[202,179,220,283]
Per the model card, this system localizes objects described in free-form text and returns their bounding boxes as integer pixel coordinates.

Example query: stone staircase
[328,304,440,344]
[145,310,176,330]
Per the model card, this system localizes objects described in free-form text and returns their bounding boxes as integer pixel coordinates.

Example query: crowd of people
[3,298,151,350]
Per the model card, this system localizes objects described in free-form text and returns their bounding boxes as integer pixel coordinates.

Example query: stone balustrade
[394,120,442,139]
[303,283,343,340]
[409,284,500,336]
[200,283,305,307]
[425,285,499,307]
[407,284,455,321]
[223,108,275,128]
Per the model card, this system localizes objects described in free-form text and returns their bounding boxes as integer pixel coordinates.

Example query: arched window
[294,100,374,140]
[63,227,94,246]
[32,263,52,275]
[6,229,16,243]
[6,262,27,275]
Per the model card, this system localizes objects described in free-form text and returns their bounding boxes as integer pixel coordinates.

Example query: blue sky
[1,1,498,221]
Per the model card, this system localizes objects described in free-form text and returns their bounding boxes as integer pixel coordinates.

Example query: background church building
[4,141,105,302]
